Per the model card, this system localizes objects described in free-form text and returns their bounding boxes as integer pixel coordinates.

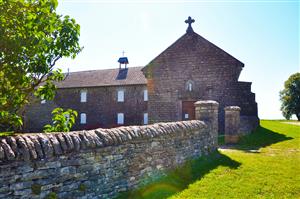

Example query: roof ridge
[67,66,144,74]
[57,66,146,88]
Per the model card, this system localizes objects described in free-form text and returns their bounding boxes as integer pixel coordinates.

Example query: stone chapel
[24,17,259,133]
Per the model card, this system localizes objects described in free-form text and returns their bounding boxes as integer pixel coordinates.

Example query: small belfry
[118,50,129,70]
[185,16,195,33]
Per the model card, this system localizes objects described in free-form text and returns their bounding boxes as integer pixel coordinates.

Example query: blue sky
[56,0,299,119]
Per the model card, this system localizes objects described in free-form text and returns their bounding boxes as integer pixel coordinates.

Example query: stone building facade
[142,23,258,132]
[24,17,259,133]
[24,67,148,132]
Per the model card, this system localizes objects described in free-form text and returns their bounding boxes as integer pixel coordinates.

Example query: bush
[44,108,77,132]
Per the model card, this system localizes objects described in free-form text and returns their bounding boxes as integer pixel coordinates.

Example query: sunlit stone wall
[0,118,217,198]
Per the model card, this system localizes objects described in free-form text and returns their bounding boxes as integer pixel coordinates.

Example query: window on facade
[186,80,194,92]
[117,90,124,102]
[80,90,87,102]
[80,113,86,124]
[188,83,193,91]
[143,113,148,125]
[184,113,189,119]
[208,88,213,96]
[144,89,148,101]
[117,113,124,125]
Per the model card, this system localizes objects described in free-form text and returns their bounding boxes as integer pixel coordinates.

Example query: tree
[44,108,78,132]
[0,0,82,131]
[280,73,300,120]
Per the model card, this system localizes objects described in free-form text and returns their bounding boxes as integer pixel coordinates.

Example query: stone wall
[240,116,259,134]
[0,120,217,199]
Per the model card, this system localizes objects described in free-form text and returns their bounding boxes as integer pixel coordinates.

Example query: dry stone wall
[0,120,217,199]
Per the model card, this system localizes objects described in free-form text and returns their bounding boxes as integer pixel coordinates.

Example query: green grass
[117,120,300,199]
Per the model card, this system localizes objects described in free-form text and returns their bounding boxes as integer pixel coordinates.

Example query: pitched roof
[56,66,146,88]
[143,31,244,73]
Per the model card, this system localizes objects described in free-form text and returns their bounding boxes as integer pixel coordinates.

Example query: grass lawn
[117,120,300,199]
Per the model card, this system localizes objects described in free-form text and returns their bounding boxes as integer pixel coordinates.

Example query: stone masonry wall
[143,31,259,133]
[0,120,216,199]
[24,84,147,132]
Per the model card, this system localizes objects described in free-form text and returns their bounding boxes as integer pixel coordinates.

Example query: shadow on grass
[116,150,240,199]
[220,125,293,152]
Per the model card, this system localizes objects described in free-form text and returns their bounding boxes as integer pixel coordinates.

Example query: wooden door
[182,101,196,120]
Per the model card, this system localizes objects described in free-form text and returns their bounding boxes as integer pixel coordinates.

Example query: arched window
[188,82,192,91]
[185,80,194,92]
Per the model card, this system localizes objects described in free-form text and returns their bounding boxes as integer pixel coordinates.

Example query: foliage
[0,131,15,137]
[78,183,87,192]
[0,0,82,131]
[31,183,42,195]
[117,120,300,199]
[43,108,77,132]
[45,192,57,199]
[280,73,300,120]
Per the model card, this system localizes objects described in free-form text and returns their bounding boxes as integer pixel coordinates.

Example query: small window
[184,113,189,119]
[117,113,124,125]
[143,113,148,125]
[80,90,87,102]
[144,89,148,101]
[208,88,213,96]
[188,83,192,91]
[80,113,86,124]
[117,90,124,102]
[185,80,194,92]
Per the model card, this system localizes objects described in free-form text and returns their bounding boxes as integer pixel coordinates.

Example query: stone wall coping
[194,100,219,106]
[0,120,207,163]
[224,106,241,111]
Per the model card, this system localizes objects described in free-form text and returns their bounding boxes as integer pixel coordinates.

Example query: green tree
[44,108,78,132]
[280,73,300,120]
[0,0,82,131]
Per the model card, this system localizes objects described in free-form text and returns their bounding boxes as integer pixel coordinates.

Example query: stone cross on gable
[185,16,195,33]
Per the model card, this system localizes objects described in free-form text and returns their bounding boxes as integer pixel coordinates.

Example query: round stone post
[194,100,219,146]
[224,106,241,144]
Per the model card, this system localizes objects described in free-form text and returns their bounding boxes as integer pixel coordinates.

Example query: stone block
[63,133,75,151]
[28,135,44,159]
[22,136,38,160]
[1,139,16,161]
[37,135,54,158]
[69,132,81,151]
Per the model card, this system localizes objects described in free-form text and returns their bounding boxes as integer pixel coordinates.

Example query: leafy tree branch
[0,0,82,131]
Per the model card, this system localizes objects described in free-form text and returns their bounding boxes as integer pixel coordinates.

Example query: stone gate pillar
[224,106,241,144]
[194,100,219,146]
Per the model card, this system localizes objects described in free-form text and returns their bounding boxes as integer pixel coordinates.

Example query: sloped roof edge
[142,31,244,72]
